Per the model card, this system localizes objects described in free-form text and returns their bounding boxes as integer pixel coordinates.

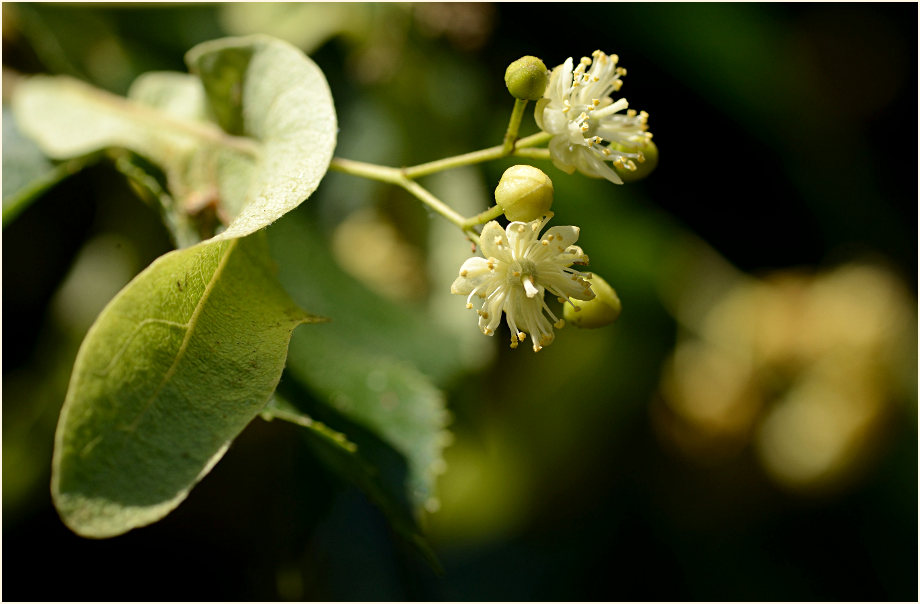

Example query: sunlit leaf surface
[52,233,321,537]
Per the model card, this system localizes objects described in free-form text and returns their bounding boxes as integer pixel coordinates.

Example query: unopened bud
[504,56,549,101]
[494,165,554,222]
[613,140,658,183]
[564,273,622,328]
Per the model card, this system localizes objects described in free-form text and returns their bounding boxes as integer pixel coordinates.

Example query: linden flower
[450,215,595,352]
[535,50,653,184]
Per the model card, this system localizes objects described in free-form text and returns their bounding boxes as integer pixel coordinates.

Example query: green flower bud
[504,56,549,101]
[564,273,622,328]
[613,139,659,183]
[494,165,554,222]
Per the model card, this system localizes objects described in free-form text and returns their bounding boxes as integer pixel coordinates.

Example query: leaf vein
[94,318,189,377]
[125,240,239,431]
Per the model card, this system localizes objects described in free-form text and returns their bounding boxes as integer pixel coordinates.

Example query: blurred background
[2,3,917,600]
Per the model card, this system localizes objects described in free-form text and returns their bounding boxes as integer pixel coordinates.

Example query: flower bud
[504,56,549,101]
[494,165,554,222]
[564,273,622,328]
[613,140,659,183]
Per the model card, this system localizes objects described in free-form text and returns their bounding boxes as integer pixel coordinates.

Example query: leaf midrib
[126,239,238,431]
[53,76,261,158]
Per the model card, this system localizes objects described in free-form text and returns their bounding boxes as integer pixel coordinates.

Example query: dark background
[3,3,917,601]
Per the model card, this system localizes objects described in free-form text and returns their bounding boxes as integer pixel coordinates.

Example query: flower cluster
[535,50,653,184]
[450,215,595,352]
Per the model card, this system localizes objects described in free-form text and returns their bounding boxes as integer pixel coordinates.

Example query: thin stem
[511,147,551,161]
[461,204,504,230]
[401,131,553,179]
[512,130,553,150]
[329,157,402,185]
[399,179,468,229]
[402,145,507,179]
[502,98,528,155]
[329,157,473,240]
[328,131,554,242]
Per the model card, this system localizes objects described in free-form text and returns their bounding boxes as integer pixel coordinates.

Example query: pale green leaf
[11,34,336,244]
[52,232,320,538]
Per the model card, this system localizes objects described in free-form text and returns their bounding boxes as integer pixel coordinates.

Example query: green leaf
[1,105,89,227]
[11,34,337,244]
[52,232,320,538]
[263,391,443,571]
[286,332,452,514]
[267,212,453,517]
[267,209,474,384]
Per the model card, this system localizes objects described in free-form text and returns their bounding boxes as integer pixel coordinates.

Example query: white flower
[535,50,653,184]
[450,215,595,352]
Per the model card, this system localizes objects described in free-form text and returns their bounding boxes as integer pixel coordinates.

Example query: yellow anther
[466,303,473,309]
[518,332,527,342]
[460,269,468,277]
[554,319,565,329]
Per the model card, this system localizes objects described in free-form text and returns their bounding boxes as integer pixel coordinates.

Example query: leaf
[260,395,357,455]
[51,232,321,538]
[11,34,337,244]
[286,331,452,514]
[263,391,443,572]
[1,105,89,227]
[267,209,473,383]
[267,211,453,516]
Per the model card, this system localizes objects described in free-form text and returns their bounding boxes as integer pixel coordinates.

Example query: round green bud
[613,139,659,183]
[494,165,554,222]
[564,273,622,328]
[504,56,549,101]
